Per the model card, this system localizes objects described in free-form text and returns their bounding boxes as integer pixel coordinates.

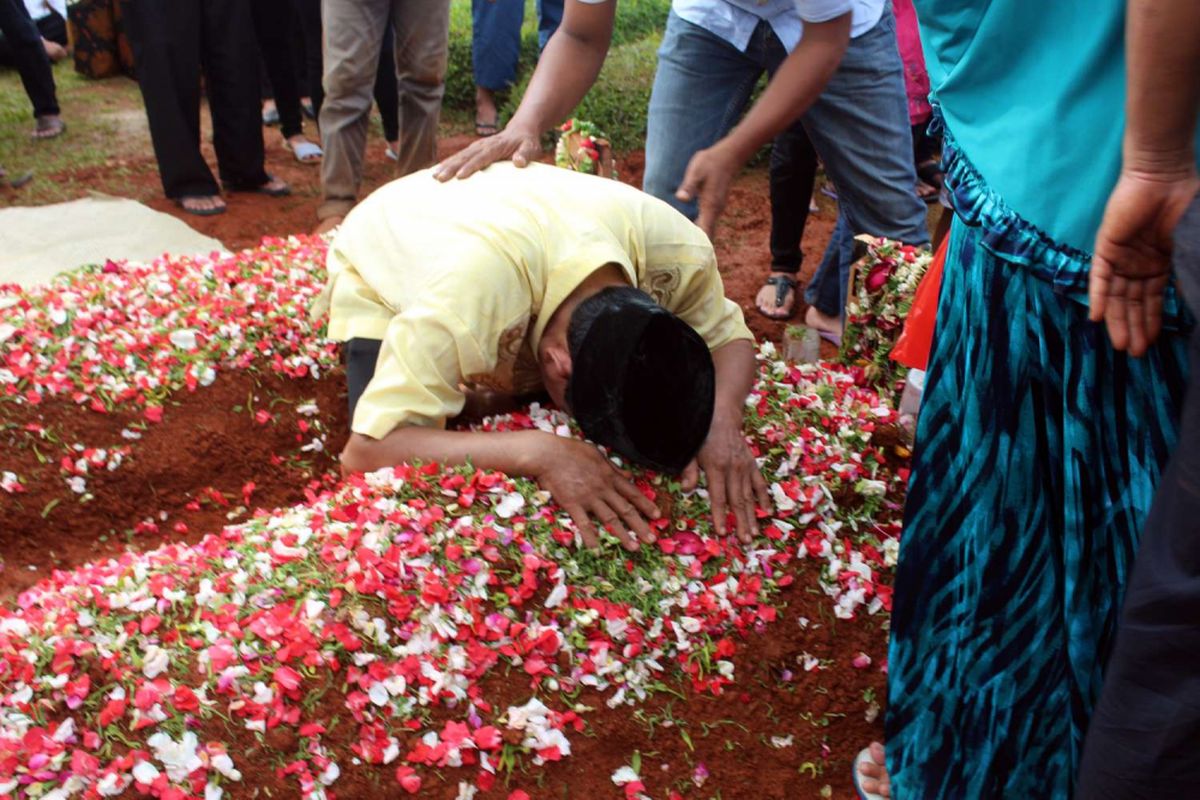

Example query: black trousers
[122,0,269,198]
[253,0,322,139]
[0,0,58,117]
[0,11,66,66]
[375,18,399,143]
[1076,197,1200,798]
[767,123,818,274]
[344,338,382,424]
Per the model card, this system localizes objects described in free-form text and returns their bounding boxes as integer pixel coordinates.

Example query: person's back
[328,162,716,328]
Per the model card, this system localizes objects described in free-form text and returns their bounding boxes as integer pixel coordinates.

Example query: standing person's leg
[318,0,390,224]
[471,0,523,136]
[1076,198,1200,800]
[758,122,818,319]
[801,6,928,330]
[803,213,854,333]
[884,219,1189,798]
[643,12,767,217]
[122,0,222,207]
[0,0,61,137]
[535,0,562,51]
[202,0,281,193]
[388,0,450,178]
[374,18,400,156]
[293,0,324,115]
[251,0,304,140]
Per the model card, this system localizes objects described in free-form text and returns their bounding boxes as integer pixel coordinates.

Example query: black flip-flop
[475,119,499,138]
[175,196,227,217]
[224,175,292,198]
[917,160,944,204]
[32,117,65,140]
[757,274,798,320]
[2,169,33,189]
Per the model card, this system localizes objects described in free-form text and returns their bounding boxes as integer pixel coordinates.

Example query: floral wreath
[554,118,617,178]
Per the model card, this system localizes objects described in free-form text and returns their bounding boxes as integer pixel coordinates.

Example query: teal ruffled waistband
[934,113,1193,330]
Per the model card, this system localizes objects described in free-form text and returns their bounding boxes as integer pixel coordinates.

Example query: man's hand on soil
[682,419,769,543]
[532,437,661,551]
[433,127,543,181]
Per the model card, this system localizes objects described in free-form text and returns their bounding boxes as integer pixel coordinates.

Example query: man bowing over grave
[315,161,769,547]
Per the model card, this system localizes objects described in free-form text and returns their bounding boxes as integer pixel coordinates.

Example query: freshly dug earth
[1,137,884,799]
[0,368,888,799]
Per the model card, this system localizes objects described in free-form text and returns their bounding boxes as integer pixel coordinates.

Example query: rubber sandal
[262,107,280,126]
[820,182,839,202]
[853,747,887,800]
[475,119,499,138]
[284,139,323,164]
[175,196,226,217]
[817,328,842,347]
[917,159,944,204]
[225,174,291,198]
[757,274,798,320]
[301,101,316,120]
[32,116,65,140]
[385,146,398,162]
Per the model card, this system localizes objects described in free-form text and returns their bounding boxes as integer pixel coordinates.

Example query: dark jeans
[122,0,269,198]
[252,0,322,139]
[1076,197,1200,798]
[0,0,58,117]
[768,125,818,274]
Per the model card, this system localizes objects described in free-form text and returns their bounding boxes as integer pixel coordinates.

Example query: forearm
[710,339,757,426]
[341,427,553,477]
[1124,0,1200,173]
[715,15,851,164]
[506,4,615,136]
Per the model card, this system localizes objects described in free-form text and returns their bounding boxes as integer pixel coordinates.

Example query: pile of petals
[0,237,338,415]
[0,241,906,798]
[0,346,904,799]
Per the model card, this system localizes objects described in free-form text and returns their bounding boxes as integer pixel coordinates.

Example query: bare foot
[805,304,843,338]
[313,216,344,236]
[857,742,891,798]
[756,272,798,320]
[176,195,227,216]
[43,39,68,62]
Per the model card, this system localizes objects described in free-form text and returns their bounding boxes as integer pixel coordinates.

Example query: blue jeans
[471,0,524,90]
[644,7,928,317]
[536,0,563,51]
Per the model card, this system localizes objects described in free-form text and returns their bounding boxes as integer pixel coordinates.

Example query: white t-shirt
[673,0,883,52]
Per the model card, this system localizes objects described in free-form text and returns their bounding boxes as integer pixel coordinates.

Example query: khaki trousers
[318,0,449,221]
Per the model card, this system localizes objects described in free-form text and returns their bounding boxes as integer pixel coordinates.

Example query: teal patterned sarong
[884,130,1192,799]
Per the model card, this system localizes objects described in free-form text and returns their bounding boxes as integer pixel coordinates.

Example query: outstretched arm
[341,426,661,551]
[433,0,617,180]
[681,338,770,542]
[676,12,851,238]
[1088,0,1200,355]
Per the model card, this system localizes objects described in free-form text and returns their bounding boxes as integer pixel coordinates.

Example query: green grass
[0,64,150,206]
[449,0,667,147]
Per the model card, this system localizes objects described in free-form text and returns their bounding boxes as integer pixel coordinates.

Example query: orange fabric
[891,236,947,371]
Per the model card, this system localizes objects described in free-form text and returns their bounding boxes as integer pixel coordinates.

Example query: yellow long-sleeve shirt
[317,162,752,440]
